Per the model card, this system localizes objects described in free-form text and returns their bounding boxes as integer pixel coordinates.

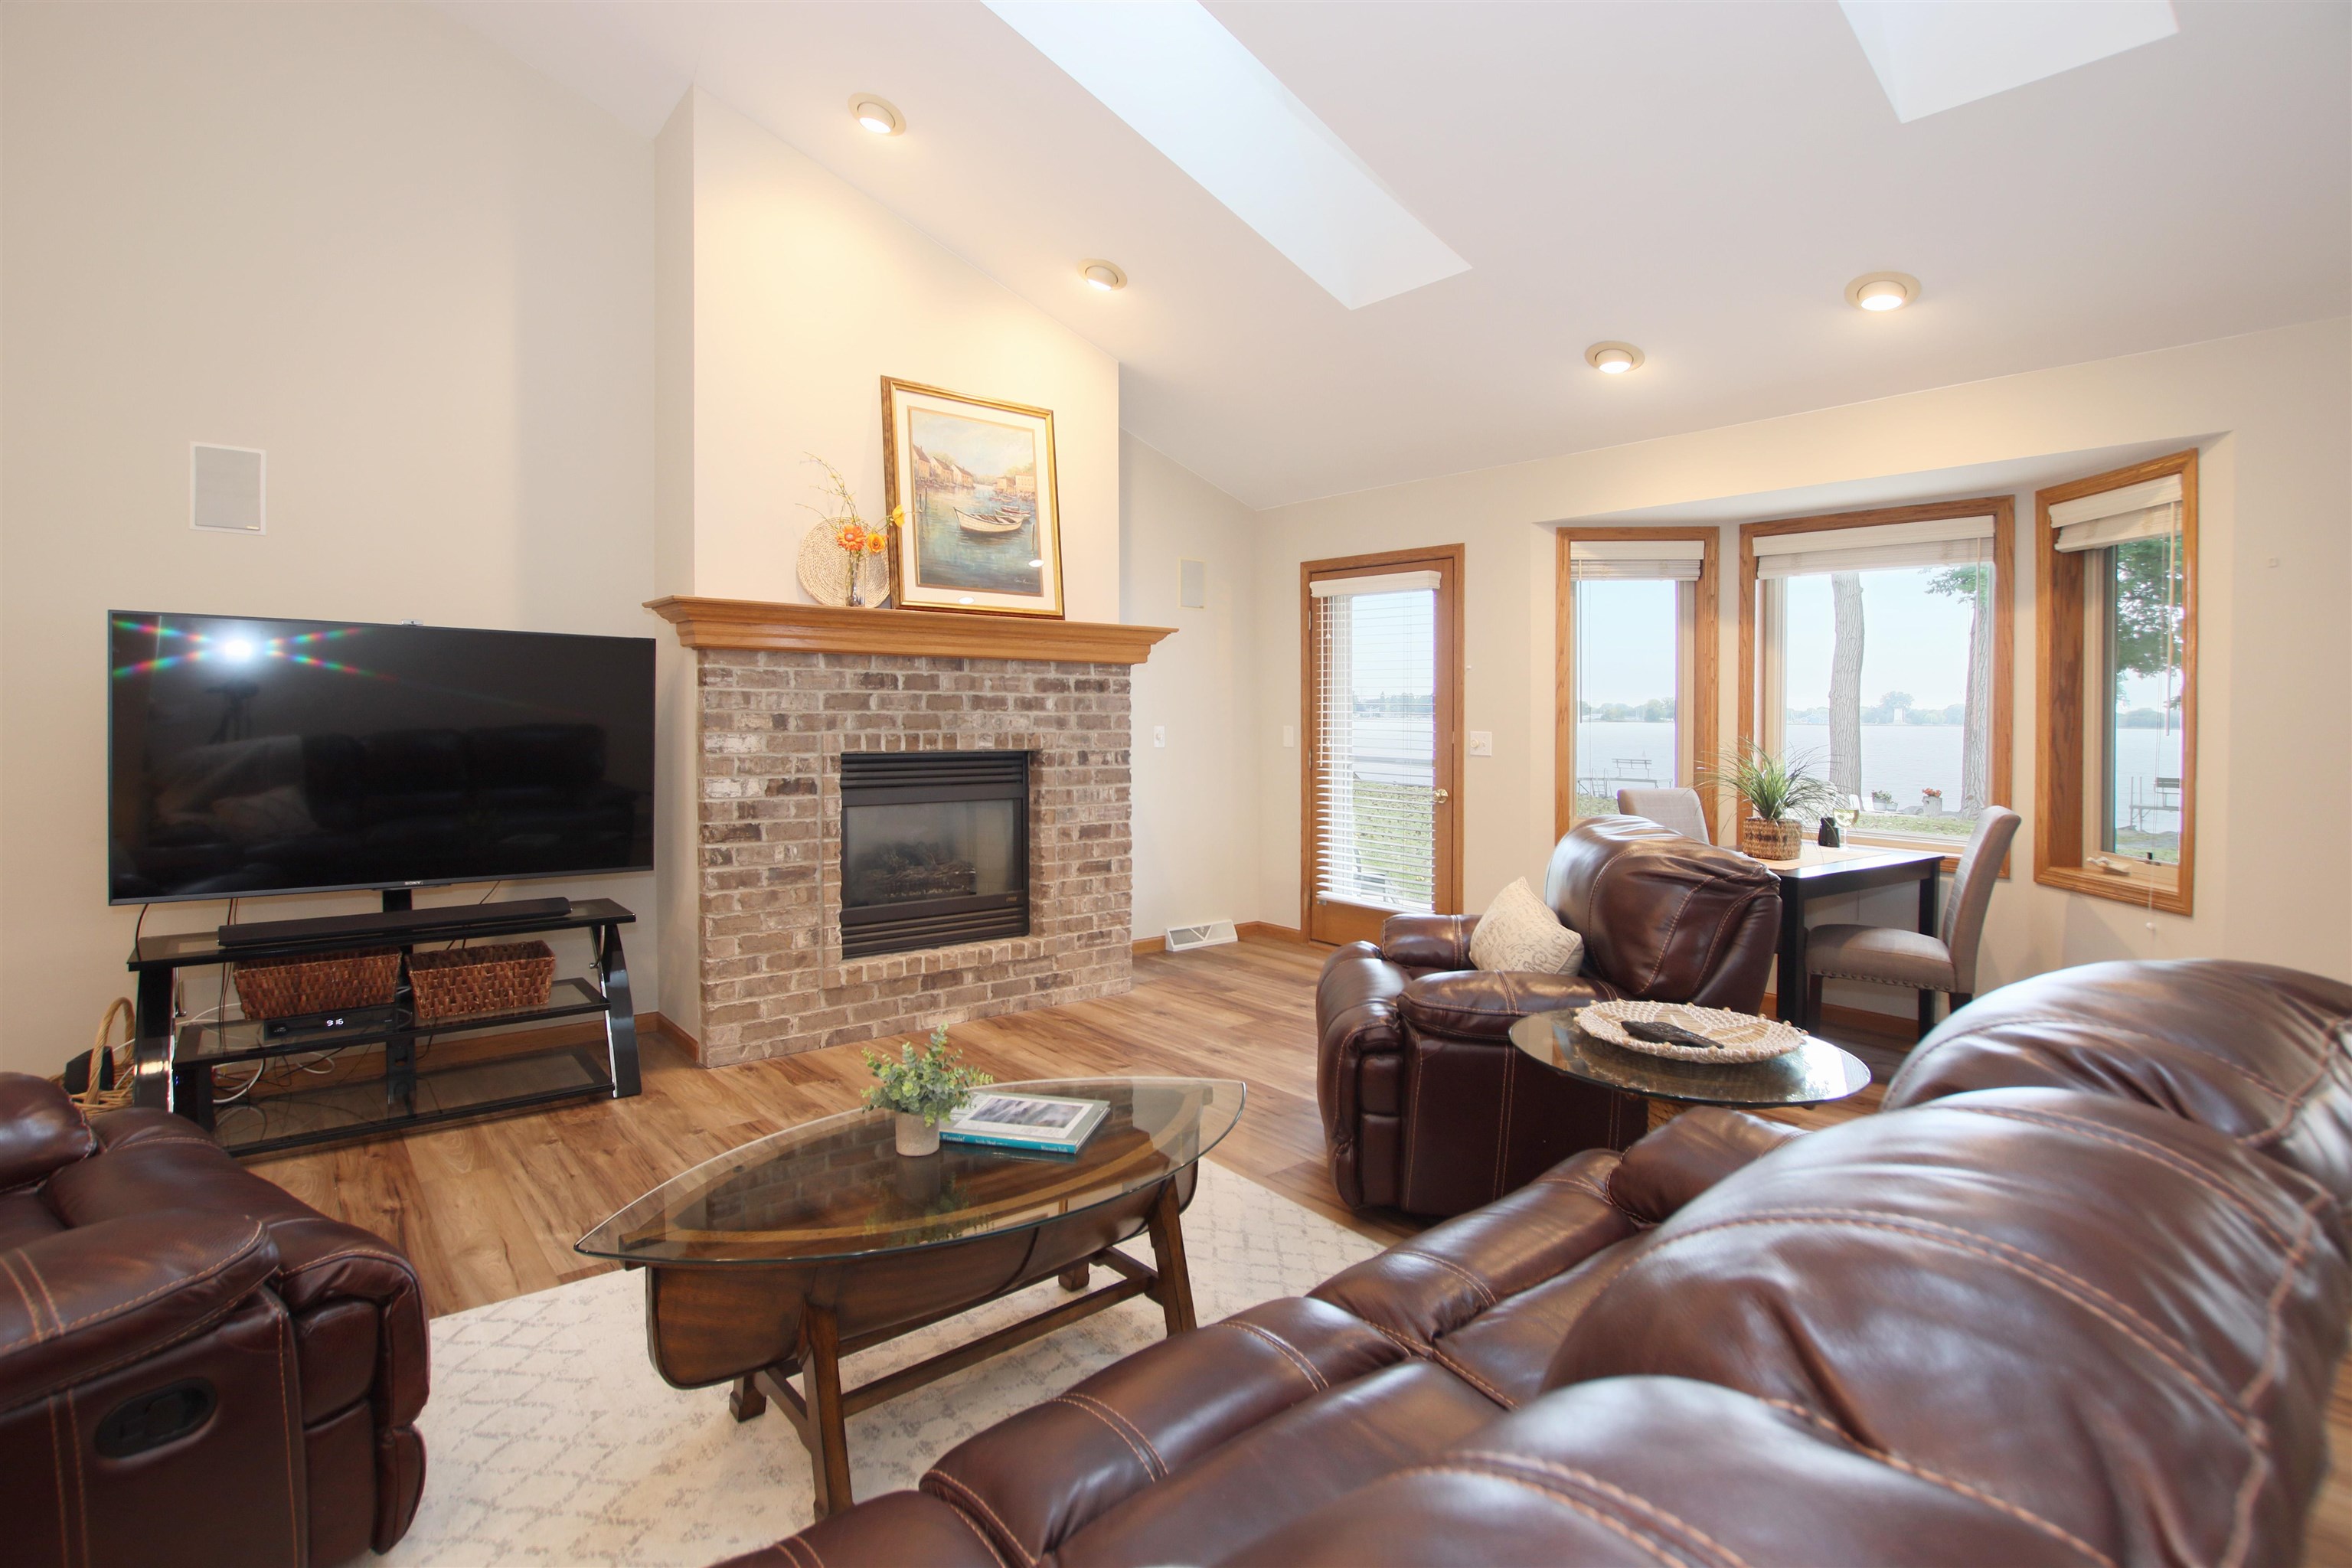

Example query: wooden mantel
[645,596,1174,665]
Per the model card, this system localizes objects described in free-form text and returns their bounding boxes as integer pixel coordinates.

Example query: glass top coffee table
[577,1076,1243,1517]
[1506,1008,1869,1128]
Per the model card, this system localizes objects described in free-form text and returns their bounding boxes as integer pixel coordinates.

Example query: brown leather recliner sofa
[1318,815,1781,1215]
[727,957,2352,1568]
[0,1076,429,1567]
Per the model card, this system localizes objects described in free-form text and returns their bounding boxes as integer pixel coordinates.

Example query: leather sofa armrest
[67,1114,431,1432]
[1311,1149,1637,1349]
[723,1492,1011,1568]
[1606,1109,1807,1223]
[89,1105,218,1154]
[1379,913,1477,971]
[0,1073,96,1191]
[921,1297,1404,1565]
[1316,943,1409,1208]
[0,1210,278,1411]
[1396,972,1619,1040]
[265,1214,431,1429]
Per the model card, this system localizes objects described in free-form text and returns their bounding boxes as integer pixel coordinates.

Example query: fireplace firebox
[838,752,1029,958]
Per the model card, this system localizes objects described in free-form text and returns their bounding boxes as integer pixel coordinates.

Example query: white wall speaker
[191,443,266,534]
[1178,558,1207,609]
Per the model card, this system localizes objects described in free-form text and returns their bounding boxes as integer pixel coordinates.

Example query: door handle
[1432,788,1451,805]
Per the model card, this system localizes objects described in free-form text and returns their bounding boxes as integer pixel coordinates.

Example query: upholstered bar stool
[1616,787,1712,844]
[1804,805,2021,1031]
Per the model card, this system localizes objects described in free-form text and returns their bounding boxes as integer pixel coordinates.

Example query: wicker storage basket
[1739,816,1805,861]
[234,948,400,1021]
[408,941,556,1024]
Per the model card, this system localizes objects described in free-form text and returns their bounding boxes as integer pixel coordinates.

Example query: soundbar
[217,897,575,949]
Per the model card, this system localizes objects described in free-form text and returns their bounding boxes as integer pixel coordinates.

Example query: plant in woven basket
[1699,740,1838,858]
[864,1026,991,1155]
[801,455,896,607]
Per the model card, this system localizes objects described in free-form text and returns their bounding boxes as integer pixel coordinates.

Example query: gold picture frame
[881,377,1066,619]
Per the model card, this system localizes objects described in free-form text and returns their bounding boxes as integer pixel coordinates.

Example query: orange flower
[864,530,890,555]
[835,521,867,553]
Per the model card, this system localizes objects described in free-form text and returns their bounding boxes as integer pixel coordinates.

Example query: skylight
[985,0,1468,310]
[1840,0,2179,123]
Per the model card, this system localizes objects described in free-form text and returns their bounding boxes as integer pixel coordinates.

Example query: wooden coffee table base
[724,1180,1198,1518]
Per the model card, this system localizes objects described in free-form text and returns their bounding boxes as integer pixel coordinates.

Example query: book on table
[942,1091,1109,1155]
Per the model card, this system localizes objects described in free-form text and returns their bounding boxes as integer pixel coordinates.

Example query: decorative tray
[1576,1001,1805,1063]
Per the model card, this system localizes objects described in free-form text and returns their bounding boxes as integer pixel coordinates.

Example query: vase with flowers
[863,1024,991,1155]
[1699,740,1840,861]
[795,456,896,608]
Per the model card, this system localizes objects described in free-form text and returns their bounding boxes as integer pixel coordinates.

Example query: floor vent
[1165,920,1238,952]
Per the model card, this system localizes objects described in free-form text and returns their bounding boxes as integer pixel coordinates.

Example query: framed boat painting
[881,377,1066,619]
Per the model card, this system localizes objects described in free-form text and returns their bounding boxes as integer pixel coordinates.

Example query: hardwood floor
[249,936,2352,1558]
[254,935,1415,1318]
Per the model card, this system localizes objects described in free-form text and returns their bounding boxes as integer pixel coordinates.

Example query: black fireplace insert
[838,751,1029,958]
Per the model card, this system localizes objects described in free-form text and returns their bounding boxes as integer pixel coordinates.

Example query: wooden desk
[1756,845,1946,1036]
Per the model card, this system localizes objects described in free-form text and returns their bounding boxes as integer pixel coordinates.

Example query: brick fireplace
[650,599,1172,1068]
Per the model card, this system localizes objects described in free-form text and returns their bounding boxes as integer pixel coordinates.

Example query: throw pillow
[1468,877,1584,976]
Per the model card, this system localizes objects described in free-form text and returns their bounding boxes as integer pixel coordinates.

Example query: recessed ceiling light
[1847,272,1920,312]
[1080,260,1127,292]
[849,94,904,136]
[1585,341,1645,374]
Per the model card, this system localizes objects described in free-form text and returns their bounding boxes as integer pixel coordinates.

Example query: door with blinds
[1301,547,1463,946]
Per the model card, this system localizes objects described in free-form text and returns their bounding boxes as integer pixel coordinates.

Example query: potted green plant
[863,1025,992,1156]
[1700,740,1839,861]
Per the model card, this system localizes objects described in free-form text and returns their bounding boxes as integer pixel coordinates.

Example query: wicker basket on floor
[234,948,401,1021]
[407,941,556,1024]
[52,997,139,1113]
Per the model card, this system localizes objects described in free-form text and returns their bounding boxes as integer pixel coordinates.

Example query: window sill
[2035,862,2190,915]
[1837,831,1962,875]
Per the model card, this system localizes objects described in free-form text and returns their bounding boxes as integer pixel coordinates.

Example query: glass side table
[1506,1008,1869,1134]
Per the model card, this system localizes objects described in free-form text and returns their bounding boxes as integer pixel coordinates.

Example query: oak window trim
[1553,527,1721,840]
[2032,449,2197,916]
[1299,544,1467,942]
[1736,497,2017,874]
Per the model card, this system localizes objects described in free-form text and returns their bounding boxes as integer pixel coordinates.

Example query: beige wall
[666,90,1120,617]
[1253,318,2352,998]
[648,89,1124,1034]
[1120,433,1260,942]
[0,2,658,1075]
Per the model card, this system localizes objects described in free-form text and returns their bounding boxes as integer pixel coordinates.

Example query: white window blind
[1754,514,1995,579]
[1310,570,1440,597]
[1312,577,1437,914]
[1568,538,1705,581]
[2053,475,2184,553]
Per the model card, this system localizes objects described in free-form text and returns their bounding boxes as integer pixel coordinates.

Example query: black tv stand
[129,897,640,1158]
[217,895,575,949]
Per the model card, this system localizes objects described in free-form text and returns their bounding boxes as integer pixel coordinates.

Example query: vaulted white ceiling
[445,1,2351,508]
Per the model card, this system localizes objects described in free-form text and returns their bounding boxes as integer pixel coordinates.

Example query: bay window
[1553,530,1718,835]
[1739,500,2015,859]
[2034,451,2197,913]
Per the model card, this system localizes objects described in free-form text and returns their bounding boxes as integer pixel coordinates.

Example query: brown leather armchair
[1316,815,1780,1215]
[0,1075,428,1567]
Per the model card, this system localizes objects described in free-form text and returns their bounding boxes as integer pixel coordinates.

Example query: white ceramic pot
[894,1112,940,1157]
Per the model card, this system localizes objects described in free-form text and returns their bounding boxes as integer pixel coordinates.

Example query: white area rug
[383,1160,1383,1567]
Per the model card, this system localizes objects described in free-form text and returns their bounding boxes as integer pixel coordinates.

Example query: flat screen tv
[109,612,655,904]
